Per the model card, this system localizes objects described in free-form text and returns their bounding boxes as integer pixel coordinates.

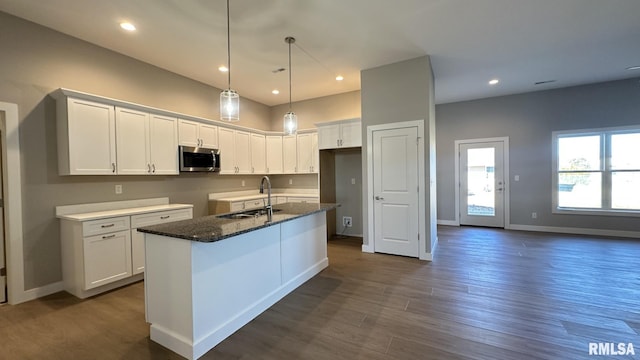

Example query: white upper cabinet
[296,132,319,173]
[58,98,117,175]
[115,107,178,175]
[178,119,218,148]
[317,118,362,149]
[218,128,251,174]
[265,135,283,174]
[149,114,179,175]
[115,107,150,175]
[282,135,297,174]
[250,133,266,174]
[235,130,252,174]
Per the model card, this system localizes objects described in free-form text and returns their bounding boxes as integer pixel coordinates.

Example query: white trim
[437,219,459,226]
[366,120,428,260]
[454,137,510,229]
[508,224,640,239]
[1,102,26,304]
[19,281,65,303]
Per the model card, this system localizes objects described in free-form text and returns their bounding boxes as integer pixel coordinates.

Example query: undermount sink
[216,208,282,220]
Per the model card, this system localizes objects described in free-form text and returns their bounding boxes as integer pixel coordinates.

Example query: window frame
[552,125,640,217]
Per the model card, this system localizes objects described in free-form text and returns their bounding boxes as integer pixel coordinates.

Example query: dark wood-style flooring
[1,226,639,359]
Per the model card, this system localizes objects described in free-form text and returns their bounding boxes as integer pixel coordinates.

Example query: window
[553,126,640,216]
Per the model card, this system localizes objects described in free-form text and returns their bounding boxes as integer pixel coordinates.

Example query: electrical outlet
[343,216,353,227]
[532,212,537,219]
[289,178,293,185]
[241,180,245,187]
[351,178,356,185]
[115,184,122,194]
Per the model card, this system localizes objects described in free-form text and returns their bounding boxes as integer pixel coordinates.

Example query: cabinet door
[266,135,283,174]
[235,130,252,174]
[296,133,313,173]
[83,230,132,290]
[67,98,117,175]
[251,133,266,174]
[149,114,178,175]
[311,132,319,173]
[282,135,297,173]
[317,124,340,150]
[340,121,362,148]
[199,123,219,149]
[131,208,193,275]
[115,107,150,175]
[218,127,236,174]
[177,119,199,147]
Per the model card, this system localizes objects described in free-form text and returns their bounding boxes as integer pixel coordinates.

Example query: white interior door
[1,135,5,303]
[373,127,419,257]
[459,141,505,227]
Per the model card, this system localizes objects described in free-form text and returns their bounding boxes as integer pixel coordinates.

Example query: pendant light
[220,0,239,122]
[283,36,298,135]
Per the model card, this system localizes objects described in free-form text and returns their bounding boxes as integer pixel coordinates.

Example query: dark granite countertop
[137,202,339,243]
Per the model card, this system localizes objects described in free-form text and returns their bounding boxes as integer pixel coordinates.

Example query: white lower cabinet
[83,229,132,290]
[130,209,192,275]
[60,206,193,299]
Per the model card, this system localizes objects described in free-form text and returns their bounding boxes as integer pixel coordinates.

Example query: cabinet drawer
[131,208,193,228]
[82,216,130,237]
[286,197,319,203]
[244,198,265,209]
[229,201,245,212]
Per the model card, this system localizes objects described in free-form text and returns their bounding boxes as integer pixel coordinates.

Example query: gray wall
[0,12,308,290]
[269,91,361,131]
[334,149,363,236]
[436,78,640,231]
[360,56,436,255]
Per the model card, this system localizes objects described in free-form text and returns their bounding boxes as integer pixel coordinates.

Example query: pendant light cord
[288,40,292,111]
[226,0,231,90]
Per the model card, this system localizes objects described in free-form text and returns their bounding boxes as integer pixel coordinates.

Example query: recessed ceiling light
[272,89,280,95]
[488,79,499,85]
[218,65,229,72]
[120,22,136,32]
[335,75,344,81]
[626,65,640,71]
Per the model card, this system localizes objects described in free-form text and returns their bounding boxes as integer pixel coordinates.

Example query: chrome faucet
[259,176,273,222]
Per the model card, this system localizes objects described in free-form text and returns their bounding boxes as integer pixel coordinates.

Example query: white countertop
[57,204,193,221]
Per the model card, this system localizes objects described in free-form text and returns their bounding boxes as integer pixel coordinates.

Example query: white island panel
[144,212,329,360]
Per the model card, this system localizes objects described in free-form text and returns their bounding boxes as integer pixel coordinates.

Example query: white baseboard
[437,219,459,226]
[361,244,373,253]
[508,224,640,239]
[17,281,65,304]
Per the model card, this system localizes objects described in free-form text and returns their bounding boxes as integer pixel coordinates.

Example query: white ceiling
[1,0,640,106]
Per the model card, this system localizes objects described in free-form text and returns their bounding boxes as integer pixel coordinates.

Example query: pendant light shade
[284,111,298,135]
[220,89,239,122]
[283,36,298,135]
[220,0,239,122]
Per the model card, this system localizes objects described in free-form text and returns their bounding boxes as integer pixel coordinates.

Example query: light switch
[514,175,520,182]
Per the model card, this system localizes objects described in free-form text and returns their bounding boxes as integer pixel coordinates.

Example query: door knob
[375,196,384,200]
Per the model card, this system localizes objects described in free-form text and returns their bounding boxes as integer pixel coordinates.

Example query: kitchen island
[138,202,337,360]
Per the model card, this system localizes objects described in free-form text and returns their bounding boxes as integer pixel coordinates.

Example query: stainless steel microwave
[179,146,220,172]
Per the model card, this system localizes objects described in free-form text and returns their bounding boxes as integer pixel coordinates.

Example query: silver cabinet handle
[112,163,116,173]
[102,234,116,239]
[147,164,151,173]
[375,196,384,200]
